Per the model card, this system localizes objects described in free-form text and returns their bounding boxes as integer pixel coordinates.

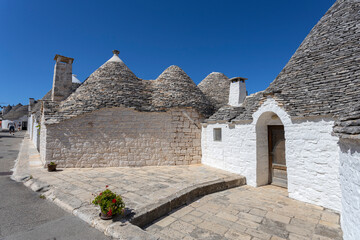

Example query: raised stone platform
[12,135,246,239]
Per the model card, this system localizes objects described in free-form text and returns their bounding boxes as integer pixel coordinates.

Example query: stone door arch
[255,111,286,187]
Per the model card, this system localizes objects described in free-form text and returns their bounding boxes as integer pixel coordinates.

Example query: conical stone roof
[3,104,28,120]
[54,51,151,118]
[152,65,214,116]
[210,0,360,122]
[334,102,360,138]
[198,72,230,110]
[45,52,214,122]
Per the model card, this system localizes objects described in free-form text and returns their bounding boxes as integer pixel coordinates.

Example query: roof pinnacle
[113,50,120,56]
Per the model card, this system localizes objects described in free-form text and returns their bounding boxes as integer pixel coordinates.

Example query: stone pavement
[145,185,343,240]
[12,135,246,239]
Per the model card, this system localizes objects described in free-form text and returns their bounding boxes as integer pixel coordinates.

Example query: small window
[213,128,222,141]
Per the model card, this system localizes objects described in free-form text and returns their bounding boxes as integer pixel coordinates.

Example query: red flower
[107,209,112,216]
[112,199,116,203]
[99,193,102,195]
[106,185,109,188]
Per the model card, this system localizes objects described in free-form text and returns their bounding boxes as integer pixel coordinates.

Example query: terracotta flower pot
[99,212,113,220]
[47,164,57,172]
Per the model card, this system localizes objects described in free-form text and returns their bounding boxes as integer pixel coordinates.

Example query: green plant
[92,186,125,217]
[49,162,56,166]
[36,124,41,136]
[39,194,46,199]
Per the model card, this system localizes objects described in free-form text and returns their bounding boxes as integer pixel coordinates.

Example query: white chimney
[51,54,74,101]
[228,77,248,106]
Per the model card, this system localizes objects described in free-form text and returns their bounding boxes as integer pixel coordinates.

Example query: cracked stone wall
[339,138,360,240]
[202,98,341,211]
[41,107,202,167]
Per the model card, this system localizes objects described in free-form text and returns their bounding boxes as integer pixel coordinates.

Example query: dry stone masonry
[41,107,202,167]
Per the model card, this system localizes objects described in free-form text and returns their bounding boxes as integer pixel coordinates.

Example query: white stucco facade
[28,114,40,151]
[1,115,27,130]
[202,98,341,211]
[339,138,360,240]
[1,120,12,130]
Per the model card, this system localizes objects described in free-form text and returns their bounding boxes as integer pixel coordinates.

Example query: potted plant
[47,162,57,172]
[92,185,125,220]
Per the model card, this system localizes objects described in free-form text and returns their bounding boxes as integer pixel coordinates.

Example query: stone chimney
[29,98,35,112]
[228,77,248,106]
[51,54,74,101]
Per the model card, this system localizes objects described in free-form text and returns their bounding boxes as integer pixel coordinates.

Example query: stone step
[131,175,246,228]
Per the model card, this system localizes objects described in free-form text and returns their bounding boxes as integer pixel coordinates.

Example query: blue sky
[0,0,334,106]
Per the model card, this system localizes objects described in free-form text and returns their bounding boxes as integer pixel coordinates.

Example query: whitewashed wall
[41,107,202,168]
[28,115,33,139]
[1,120,11,129]
[202,123,256,185]
[286,117,341,211]
[339,138,360,240]
[202,98,341,211]
[2,116,27,130]
[32,117,40,151]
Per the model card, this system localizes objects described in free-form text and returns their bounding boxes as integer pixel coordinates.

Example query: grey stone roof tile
[198,72,230,110]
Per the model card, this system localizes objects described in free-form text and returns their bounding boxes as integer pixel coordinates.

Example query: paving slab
[12,135,246,239]
[145,185,343,240]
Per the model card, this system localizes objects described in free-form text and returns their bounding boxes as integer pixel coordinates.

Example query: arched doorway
[256,111,287,188]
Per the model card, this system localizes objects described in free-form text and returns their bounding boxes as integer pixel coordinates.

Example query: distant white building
[1,104,28,130]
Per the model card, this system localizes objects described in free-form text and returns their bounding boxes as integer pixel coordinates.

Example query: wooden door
[268,125,287,188]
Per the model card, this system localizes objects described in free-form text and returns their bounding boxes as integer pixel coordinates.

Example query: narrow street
[0,131,110,240]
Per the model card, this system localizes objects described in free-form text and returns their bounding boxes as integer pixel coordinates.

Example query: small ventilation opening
[213,128,222,141]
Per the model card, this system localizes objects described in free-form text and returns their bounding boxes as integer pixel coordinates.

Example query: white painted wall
[28,115,33,139]
[1,120,12,129]
[2,116,27,130]
[29,115,40,151]
[286,117,341,211]
[202,98,341,211]
[339,138,360,240]
[201,123,257,185]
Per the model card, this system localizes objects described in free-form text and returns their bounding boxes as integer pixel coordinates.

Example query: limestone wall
[202,98,341,211]
[339,138,360,240]
[42,107,202,167]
